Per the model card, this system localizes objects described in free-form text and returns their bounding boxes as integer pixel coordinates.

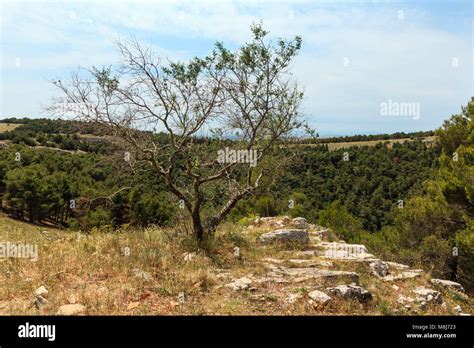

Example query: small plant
[377,300,393,316]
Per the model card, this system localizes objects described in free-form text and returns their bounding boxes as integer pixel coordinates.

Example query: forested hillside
[0,119,438,232]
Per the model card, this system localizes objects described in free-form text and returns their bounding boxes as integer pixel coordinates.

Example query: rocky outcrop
[253,216,291,229]
[316,242,377,261]
[262,262,360,285]
[327,284,372,303]
[382,270,422,282]
[369,260,389,277]
[430,279,465,293]
[259,229,309,244]
[413,286,443,304]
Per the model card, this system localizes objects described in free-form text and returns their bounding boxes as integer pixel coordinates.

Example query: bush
[318,200,364,242]
[82,208,113,230]
[455,226,474,293]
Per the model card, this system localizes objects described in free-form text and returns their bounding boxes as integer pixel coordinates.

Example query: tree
[48,24,306,242]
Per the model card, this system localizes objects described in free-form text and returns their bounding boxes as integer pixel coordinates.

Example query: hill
[0,215,470,315]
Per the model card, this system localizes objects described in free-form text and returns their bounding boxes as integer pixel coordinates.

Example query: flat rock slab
[56,304,86,316]
[263,264,359,285]
[382,270,422,282]
[287,259,334,268]
[430,279,465,292]
[225,277,252,291]
[327,284,372,303]
[262,258,333,268]
[315,242,377,261]
[386,261,410,270]
[413,286,443,304]
[259,229,309,244]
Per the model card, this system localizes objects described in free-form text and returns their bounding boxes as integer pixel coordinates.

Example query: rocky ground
[0,216,471,315]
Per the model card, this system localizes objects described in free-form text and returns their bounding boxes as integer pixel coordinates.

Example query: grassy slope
[0,124,21,132]
[0,216,470,315]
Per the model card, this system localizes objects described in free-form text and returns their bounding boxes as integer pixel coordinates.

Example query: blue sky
[1,0,472,136]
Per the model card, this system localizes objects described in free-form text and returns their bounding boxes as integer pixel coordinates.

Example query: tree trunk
[191,209,204,241]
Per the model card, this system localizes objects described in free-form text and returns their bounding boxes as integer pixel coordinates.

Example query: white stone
[327,284,372,302]
[430,279,465,292]
[225,277,252,291]
[56,304,86,315]
[292,217,308,229]
[34,296,48,309]
[413,286,442,304]
[386,261,410,270]
[369,260,389,277]
[34,286,48,297]
[382,271,421,282]
[308,290,331,304]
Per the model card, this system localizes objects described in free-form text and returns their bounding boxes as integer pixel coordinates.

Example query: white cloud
[0,0,472,134]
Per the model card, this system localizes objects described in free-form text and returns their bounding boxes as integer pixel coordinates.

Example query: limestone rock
[386,261,410,270]
[287,259,334,268]
[382,270,421,282]
[413,286,442,304]
[56,304,86,315]
[316,242,376,261]
[259,229,309,244]
[369,260,389,277]
[327,284,372,303]
[264,263,359,285]
[34,286,48,297]
[292,217,308,229]
[225,277,252,291]
[308,290,331,304]
[34,296,48,309]
[430,279,465,293]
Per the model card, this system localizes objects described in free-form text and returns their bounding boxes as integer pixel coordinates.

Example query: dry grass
[289,136,438,151]
[0,216,470,316]
[0,123,21,132]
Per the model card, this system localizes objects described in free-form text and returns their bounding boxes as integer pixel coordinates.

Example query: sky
[0,0,472,136]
